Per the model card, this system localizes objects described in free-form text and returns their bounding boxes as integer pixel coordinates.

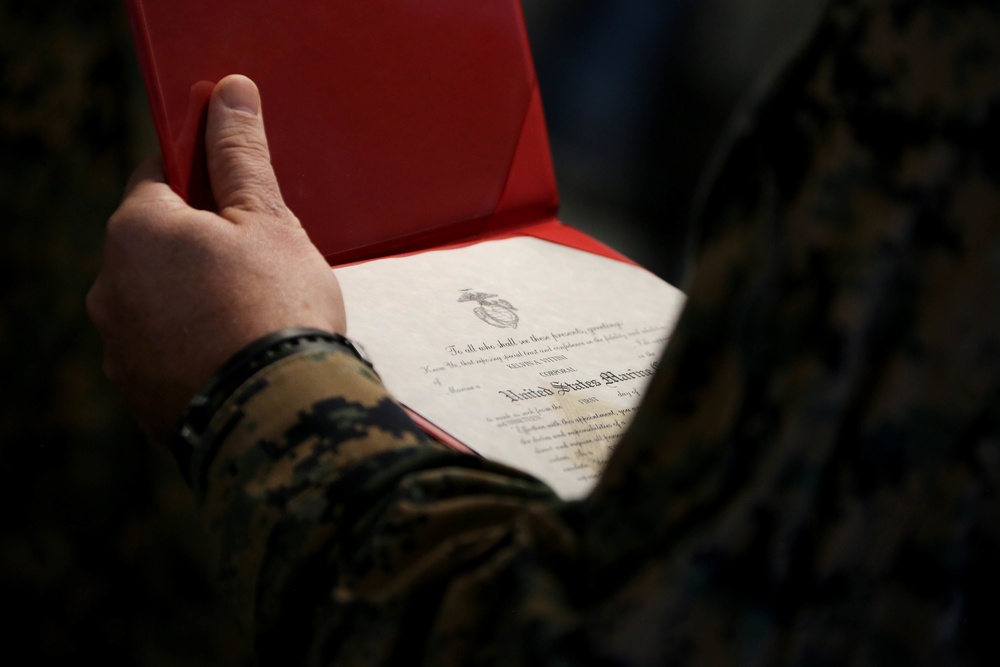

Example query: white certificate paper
[334,237,685,498]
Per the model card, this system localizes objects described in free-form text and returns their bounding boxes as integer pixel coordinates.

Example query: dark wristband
[170,327,376,484]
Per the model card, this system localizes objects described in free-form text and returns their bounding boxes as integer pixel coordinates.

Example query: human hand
[87,74,346,441]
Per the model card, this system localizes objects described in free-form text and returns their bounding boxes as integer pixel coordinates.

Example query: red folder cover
[125,0,630,266]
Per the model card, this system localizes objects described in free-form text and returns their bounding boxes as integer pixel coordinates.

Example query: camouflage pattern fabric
[196,0,1000,664]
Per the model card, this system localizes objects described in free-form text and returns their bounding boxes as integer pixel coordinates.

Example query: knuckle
[105,203,154,249]
[102,354,120,384]
[84,283,101,324]
[216,124,271,163]
[85,280,111,333]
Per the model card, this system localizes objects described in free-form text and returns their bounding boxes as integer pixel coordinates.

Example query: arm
[87,75,570,665]
[196,347,566,665]
[89,5,1000,659]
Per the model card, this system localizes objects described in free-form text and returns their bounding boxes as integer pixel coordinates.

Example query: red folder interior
[125,0,630,266]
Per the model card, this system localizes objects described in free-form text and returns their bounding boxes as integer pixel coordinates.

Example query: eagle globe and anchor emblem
[458,289,519,329]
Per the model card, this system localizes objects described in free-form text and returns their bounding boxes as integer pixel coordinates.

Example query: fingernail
[218,76,260,115]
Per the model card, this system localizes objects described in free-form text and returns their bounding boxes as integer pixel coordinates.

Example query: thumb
[206,74,287,216]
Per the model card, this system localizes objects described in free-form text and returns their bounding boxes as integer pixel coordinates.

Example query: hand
[87,74,346,442]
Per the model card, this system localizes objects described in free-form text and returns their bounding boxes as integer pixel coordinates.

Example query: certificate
[335,237,685,498]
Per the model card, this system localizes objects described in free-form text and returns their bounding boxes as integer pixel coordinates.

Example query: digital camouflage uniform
[192,0,1000,664]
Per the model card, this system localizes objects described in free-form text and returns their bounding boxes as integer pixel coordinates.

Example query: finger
[123,157,166,196]
[120,157,192,212]
[205,74,288,218]
[115,158,191,224]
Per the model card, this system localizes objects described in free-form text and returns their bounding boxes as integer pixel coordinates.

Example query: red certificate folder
[125,0,630,266]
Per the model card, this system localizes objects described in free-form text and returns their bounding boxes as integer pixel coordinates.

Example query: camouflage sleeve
[576,0,1000,662]
[194,0,1000,665]
[193,349,569,665]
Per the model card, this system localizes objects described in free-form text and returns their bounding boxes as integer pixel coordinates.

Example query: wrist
[170,327,376,484]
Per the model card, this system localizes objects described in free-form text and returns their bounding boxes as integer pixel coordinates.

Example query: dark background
[0,0,822,663]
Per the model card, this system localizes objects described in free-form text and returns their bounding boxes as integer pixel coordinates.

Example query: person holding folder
[88,0,1000,664]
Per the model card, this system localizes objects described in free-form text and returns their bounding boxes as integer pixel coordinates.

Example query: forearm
[195,347,566,664]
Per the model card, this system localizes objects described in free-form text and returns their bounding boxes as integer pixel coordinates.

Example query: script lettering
[335,237,686,498]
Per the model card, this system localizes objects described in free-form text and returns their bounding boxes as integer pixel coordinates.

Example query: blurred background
[0,0,823,663]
